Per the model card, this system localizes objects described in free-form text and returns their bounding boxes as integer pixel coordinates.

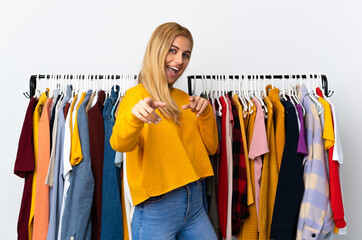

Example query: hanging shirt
[266,85,285,172]
[70,92,86,166]
[316,89,347,229]
[32,97,52,239]
[296,104,308,156]
[238,101,258,240]
[218,96,228,239]
[231,94,249,235]
[258,96,279,240]
[101,86,124,240]
[60,90,95,240]
[296,85,334,240]
[248,97,269,227]
[225,94,234,240]
[29,92,47,240]
[45,95,63,187]
[88,90,106,240]
[14,97,37,240]
[270,99,304,239]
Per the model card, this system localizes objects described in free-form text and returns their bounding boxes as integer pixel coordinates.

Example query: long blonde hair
[138,22,193,124]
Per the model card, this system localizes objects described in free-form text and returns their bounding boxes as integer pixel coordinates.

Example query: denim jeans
[132,180,217,240]
[100,85,123,239]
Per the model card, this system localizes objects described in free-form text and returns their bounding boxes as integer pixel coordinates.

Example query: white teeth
[168,66,179,71]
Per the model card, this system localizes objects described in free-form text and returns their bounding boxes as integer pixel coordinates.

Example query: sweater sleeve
[110,87,145,152]
[197,103,219,155]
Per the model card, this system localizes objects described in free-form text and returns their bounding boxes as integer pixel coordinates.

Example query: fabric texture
[296,85,334,240]
[60,90,95,240]
[88,90,106,240]
[100,86,124,240]
[270,100,304,240]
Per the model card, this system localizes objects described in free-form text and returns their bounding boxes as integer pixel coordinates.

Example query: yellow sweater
[110,84,218,206]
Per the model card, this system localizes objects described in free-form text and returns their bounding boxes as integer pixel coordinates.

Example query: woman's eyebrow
[171,45,191,54]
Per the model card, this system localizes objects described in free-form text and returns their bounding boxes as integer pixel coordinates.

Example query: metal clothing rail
[24,74,138,99]
[186,74,333,97]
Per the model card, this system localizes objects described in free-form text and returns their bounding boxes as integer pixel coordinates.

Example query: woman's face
[164,35,192,85]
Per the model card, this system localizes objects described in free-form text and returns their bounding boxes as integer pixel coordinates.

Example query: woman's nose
[174,53,183,64]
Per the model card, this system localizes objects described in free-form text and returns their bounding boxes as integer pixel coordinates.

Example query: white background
[1,0,361,239]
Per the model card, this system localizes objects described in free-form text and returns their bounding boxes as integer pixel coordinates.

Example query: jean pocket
[145,193,167,204]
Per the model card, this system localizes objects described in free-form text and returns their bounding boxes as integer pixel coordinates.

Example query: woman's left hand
[181,95,209,117]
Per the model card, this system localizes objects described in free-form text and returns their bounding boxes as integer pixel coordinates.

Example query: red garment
[230,96,249,234]
[64,102,71,119]
[316,88,346,228]
[88,91,106,240]
[14,98,38,240]
[217,96,228,239]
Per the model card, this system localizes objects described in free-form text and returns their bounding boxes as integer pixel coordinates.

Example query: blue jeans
[132,181,217,240]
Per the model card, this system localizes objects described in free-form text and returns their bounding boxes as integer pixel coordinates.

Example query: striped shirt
[296,85,334,240]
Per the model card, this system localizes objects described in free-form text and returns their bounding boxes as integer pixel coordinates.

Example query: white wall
[1,0,361,239]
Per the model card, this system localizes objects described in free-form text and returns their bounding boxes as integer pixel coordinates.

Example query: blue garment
[131,180,217,240]
[47,86,71,240]
[61,90,95,240]
[100,85,123,239]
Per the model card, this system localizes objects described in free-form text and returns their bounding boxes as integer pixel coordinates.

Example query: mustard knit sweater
[110,84,218,205]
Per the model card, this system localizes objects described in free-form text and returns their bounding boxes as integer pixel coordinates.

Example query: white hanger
[245,75,254,115]
[307,75,323,115]
[237,75,248,118]
[216,75,223,116]
[281,75,287,101]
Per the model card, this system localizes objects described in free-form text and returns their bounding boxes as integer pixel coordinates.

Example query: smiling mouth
[167,66,179,77]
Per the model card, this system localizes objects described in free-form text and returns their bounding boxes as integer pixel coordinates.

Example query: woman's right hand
[131,97,167,124]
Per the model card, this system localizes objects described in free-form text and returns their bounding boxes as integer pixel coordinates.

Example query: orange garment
[33,98,52,239]
[70,92,86,166]
[29,92,48,240]
[258,96,279,240]
[266,85,285,172]
[239,101,258,240]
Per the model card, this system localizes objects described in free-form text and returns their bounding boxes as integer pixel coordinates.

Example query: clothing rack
[24,74,138,99]
[187,74,333,97]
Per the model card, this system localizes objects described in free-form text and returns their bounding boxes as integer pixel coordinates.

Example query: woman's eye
[169,49,177,53]
[183,53,190,59]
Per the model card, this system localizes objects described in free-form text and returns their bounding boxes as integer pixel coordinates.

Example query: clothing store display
[15,74,346,240]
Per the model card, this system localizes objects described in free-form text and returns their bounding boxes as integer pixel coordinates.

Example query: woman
[110,22,218,240]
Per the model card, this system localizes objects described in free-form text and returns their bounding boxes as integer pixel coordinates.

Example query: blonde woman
[110,22,218,240]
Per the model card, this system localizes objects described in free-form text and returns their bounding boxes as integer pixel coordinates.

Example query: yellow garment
[318,97,335,150]
[29,92,47,240]
[266,85,285,172]
[239,101,259,240]
[258,96,279,240]
[233,94,253,206]
[110,84,218,206]
[70,92,86,166]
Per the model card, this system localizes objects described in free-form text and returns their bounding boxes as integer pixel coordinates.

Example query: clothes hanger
[216,75,223,116]
[245,75,254,115]
[281,75,287,101]
[307,74,323,115]
[237,75,248,118]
